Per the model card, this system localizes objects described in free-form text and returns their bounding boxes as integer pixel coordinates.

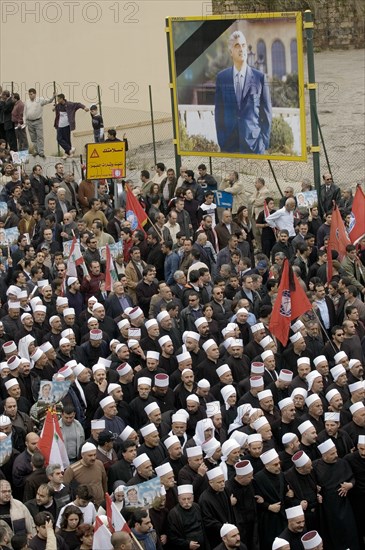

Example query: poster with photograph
[0,434,12,466]
[38,379,70,404]
[295,190,318,207]
[124,477,162,509]
[167,12,306,161]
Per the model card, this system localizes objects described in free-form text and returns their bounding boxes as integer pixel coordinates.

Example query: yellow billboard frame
[166,12,307,162]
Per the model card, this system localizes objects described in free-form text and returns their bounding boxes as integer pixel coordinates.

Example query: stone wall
[212,0,365,49]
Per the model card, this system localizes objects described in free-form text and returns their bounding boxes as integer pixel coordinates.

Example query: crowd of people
[0,127,364,550]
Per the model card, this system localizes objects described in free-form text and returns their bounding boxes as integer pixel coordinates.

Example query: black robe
[313,457,360,550]
[345,451,365,548]
[198,486,234,549]
[167,503,206,550]
[177,464,209,502]
[253,469,287,550]
[225,477,259,550]
[284,466,319,532]
[279,527,306,550]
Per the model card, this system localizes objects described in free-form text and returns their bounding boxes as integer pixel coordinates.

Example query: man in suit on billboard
[215,30,272,155]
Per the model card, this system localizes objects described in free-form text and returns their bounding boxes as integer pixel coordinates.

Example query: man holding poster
[215,31,272,155]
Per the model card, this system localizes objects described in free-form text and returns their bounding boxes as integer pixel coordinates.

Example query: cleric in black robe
[313,439,360,550]
[284,450,320,532]
[213,524,248,550]
[225,460,259,550]
[345,438,365,550]
[167,487,206,550]
[253,449,287,550]
[178,448,209,501]
[198,466,234,549]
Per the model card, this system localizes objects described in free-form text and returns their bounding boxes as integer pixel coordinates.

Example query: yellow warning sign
[86,142,126,180]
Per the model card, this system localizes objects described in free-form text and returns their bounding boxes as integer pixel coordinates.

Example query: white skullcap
[74,364,87,377]
[358,435,365,445]
[324,412,340,422]
[247,434,262,444]
[89,329,102,341]
[251,323,264,333]
[5,379,19,390]
[291,319,304,332]
[221,439,240,459]
[58,365,73,378]
[260,449,279,465]
[100,396,115,409]
[301,531,322,549]
[129,307,144,320]
[154,373,169,387]
[252,417,269,431]
[59,338,70,347]
[21,312,32,322]
[144,402,160,415]
[7,356,20,370]
[186,446,202,457]
[257,389,272,401]
[292,450,310,468]
[297,357,310,366]
[261,350,274,361]
[202,339,216,352]
[291,387,307,399]
[250,376,263,388]
[278,398,294,410]
[350,402,365,415]
[117,363,132,376]
[251,362,265,374]
[216,364,231,377]
[290,332,303,343]
[349,358,362,369]
[298,420,314,435]
[140,424,158,437]
[236,307,248,315]
[230,431,248,447]
[349,381,364,393]
[285,505,304,519]
[145,319,158,329]
[234,460,253,476]
[223,337,235,350]
[305,394,321,408]
[30,349,43,362]
[56,297,68,306]
[177,484,193,495]
[61,329,74,339]
[146,351,160,360]
[176,352,191,363]
[197,379,210,388]
[156,311,169,323]
[34,305,46,313]
[3,341,17,353]
[158,335,172,346]
[202,438,221,458]
[120,426,134,441]
[330,364,346,381]
[133,453,150,468]
[282,432,297,445]
[260,336,273,348]
[186,394,199,403]
[333,351,347,362]
[92,364,106,373]
[63,308,75,317]
[171,413,187,424]
[221,385,236,402]
[220,524,237,538]
[325,388,340,402]
[279,370,293,382]
[195,317,208,328]
[8,302,21,310]
[273,537,290,550]
[155,463,173,477]
[117,319,130,329]
[164,435,180,449]
[306,370,322,390]
[91,419,105,430]
[81,442,96,454]
[317,439,335,455]
[206,466,224,480]
[313,355,327,367]
[107,383,120,394]
[127,339,139,349]
[137,377,151,386]
[206,401,221,418]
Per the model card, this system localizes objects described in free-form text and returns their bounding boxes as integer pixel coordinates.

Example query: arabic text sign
[86,142,126,180]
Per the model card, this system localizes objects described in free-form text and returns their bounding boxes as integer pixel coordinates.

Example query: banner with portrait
[123,477,162,509]
[167,12,306,161]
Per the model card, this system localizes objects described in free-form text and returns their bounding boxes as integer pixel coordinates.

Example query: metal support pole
[97,85,103,118]
[149,85,157,166]
[11,82,14,95]
[165,19,181,176]
[268,160,284,197]
[209,157,213,175]
[53,81,60,157]
[304,11,321,205]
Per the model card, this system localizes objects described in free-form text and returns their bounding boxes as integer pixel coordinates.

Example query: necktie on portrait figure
[236,74,243,107]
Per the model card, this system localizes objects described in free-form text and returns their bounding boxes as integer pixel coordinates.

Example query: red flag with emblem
[269,259,312,345]
[328,204,351,261]
[126,185,147,232]
[349,185,365,244]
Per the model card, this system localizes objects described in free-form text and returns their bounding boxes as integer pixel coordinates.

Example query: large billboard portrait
[167,12,306,161]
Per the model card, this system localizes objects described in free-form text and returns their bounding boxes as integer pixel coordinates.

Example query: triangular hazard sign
[90,148,99,158]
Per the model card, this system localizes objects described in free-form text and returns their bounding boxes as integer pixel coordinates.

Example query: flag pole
[129,532,145,550]
[311,306,337,352]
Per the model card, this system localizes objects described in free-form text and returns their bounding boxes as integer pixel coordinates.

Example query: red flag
[126,185,148,232]
[349,185,365,244]
[328,204,351,261]
[105,493,131,534]
[269,259,312,346]
[263,199,270,220]
[67,237,88,277]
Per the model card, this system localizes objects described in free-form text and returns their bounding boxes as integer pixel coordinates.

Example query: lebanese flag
[105,245,118,292]
[349,185,365,244]
[37,410,69,469]
[269,259,312,345]
[67,237,88,278]
[93,517,113,550]
[105,493,131,534]
[126,185,148,232]
[328,204,351,261]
